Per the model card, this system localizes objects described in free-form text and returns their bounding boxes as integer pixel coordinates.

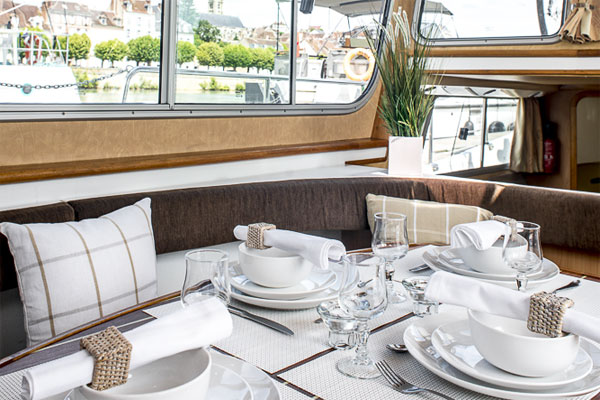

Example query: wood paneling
[543,245,600,279]
[0,139,387,184]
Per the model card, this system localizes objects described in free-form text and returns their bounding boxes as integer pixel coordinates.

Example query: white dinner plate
[231,265,359,310]
[65,350,279,400]
[431,319,594,390]
[422,248,559,288]
[404,310,600,399]
[230,269,336,300]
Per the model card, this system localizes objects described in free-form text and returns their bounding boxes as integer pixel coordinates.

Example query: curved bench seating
[0,177,598,355]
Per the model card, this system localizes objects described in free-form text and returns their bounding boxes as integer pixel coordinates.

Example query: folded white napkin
[233,226,346,269]
[450,220,509,250]
[425,271,600,344]
[23,298,232,400]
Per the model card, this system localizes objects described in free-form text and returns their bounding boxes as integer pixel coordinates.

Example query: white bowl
[238,242,313,288]
[80,348,211,400]
[454,239,526,274]
[468,309,579,377]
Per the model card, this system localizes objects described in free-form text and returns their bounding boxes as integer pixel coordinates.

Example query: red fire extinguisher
[543,122,558,174]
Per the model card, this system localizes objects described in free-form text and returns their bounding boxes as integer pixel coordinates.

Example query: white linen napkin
[22,298,232,400]
[233,226,346,270]
[425,271,600,344]
[450,220,510,250]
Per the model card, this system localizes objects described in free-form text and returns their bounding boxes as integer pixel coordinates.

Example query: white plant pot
[388,136,423,176]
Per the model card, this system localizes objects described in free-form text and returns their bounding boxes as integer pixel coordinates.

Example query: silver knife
[409,264,431,273]
[227,305,294,336]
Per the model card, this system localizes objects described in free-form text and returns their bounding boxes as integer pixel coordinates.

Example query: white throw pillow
[0,198,157,345]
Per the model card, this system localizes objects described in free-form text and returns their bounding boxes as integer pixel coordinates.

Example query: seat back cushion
[0,198,157,345]
[0,202,75,293]
[366,194,493,245]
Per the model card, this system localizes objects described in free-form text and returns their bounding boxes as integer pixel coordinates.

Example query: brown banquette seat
[1,177,599,356]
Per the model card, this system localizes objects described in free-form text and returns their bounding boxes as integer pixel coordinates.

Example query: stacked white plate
[422,246,560,288]
[230,262,357,310]
[404,310,600,400]
[63,350,280,400]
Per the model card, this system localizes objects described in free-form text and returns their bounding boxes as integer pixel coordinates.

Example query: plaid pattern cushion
[366,194,493,245]
[0,198,157,345]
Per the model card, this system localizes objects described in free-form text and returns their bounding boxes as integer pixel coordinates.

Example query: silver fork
[376,360,454,400]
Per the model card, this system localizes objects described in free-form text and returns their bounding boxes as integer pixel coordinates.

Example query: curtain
[510,98,544,173]
[560,0,600,43]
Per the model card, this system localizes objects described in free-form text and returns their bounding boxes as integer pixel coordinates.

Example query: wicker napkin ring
[247,222,276,249]
[80,326,132,391]
[527,291,574,338]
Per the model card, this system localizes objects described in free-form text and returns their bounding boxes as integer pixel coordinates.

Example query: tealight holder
[316,300,358,349]
[401,276,439,317]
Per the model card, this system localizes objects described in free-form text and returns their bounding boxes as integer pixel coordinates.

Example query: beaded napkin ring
[80,326,133,391]
[527,292,574,338]
[247,222,276,249]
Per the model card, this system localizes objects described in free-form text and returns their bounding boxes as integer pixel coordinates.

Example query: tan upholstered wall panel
[0,86,380,167]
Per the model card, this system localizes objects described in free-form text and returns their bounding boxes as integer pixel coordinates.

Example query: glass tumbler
[317,300,358,349]
[181,249,230,306]
[401,276,439,317]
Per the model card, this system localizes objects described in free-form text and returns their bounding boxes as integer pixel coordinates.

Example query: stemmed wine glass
[502,221,542,292]
[371,212,408,303]
[337,253,387,379]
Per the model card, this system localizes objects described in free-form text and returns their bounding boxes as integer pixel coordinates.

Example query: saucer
[403,309,600,399]
[431,319,593,390]
[231,269,336,300]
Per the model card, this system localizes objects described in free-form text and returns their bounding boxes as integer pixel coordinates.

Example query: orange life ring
[343,48,375,82]
[23,34,43,64]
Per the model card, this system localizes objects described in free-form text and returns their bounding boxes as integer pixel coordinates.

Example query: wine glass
[371,212,408,304]
[181,249,230,306]
[502,221,542,292]
[337,253,387,379]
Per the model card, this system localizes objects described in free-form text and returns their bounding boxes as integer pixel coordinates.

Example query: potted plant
[366,9,437,176]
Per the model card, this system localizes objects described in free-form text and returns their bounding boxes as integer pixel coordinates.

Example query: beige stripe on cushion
[102,216,140,304]
[65,223,104,318]
[24,226,56,337]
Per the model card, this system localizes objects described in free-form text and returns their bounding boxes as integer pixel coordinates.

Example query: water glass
[401,276,439,317]
[181,249,230,306]
[371,212,409,304]
[337,253,387,379]
[316,300,358,349]
[503,221,542,292]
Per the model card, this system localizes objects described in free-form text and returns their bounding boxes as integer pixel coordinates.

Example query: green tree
[68,33,91,64]
[223,44,252,71]
[94,39,127,67]
[127,35,160,66]
[194,20,221,45]
[196,42,224,67]
[176,41,196,66]
[178,0,199,26]
[251,47,275,72]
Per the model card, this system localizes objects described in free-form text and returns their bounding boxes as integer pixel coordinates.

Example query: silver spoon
[386,343,409,353]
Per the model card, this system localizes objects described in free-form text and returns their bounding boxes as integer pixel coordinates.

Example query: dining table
[0,245,599,400]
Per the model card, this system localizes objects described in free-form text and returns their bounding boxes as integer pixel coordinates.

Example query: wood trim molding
[430,48,600,58]
[569,91,600,190]
[0,138,388,184]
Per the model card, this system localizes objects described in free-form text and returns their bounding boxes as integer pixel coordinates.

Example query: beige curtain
[510,98,544,173]
[560,0,600,43]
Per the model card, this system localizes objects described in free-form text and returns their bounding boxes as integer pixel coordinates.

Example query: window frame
[424,94,518,175]
[412,0,568,47]
[0,0,392,121]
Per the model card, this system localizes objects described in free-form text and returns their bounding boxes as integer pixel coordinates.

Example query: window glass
[174,0,291,104]
[424,96,518,174]
[419,0,564,40]
[483,98,517,168]
[295,0,384,104]
[0,0,162,104]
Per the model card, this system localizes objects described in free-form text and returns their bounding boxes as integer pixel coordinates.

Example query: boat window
[0,0,163,105]
[295,1,383,104]
[423,96,518,174]
[0,0,391,118]
[416,0,566,44]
